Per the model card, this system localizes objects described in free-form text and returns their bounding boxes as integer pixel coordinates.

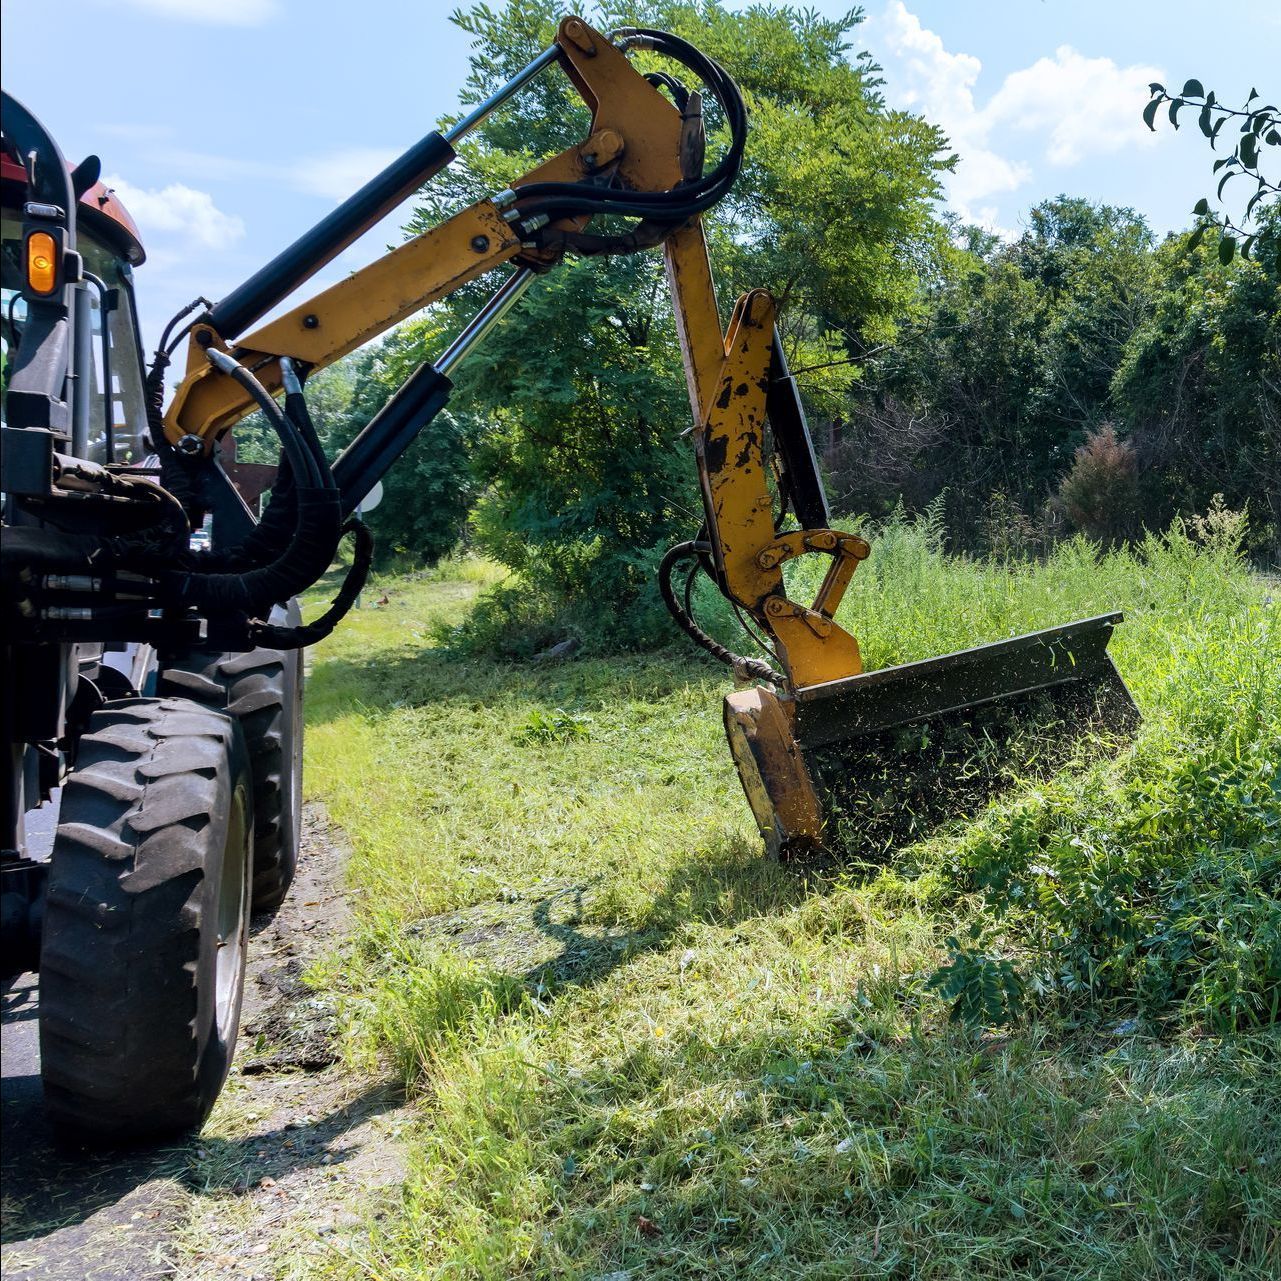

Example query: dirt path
[1,804,410,1281]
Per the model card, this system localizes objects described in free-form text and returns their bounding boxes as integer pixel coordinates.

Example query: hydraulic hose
[214,356,334,573]
[144,296,213,455]
[204,348,321,490]
[247,519,375,650]
[511,28,747,239]
[160,353,343,614]
[659,541,781,684]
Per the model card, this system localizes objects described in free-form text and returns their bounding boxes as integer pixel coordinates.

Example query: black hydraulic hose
[279,356,333,488]
[162,479,341,614]
[659,541,782,684]
[219,451,297,570]
[504,27,746,235]
[247,519,374,650]
[204,348,320,490]
[143,297,216,458]
[160,353,342,614]
[218,356,334,572]
[156,296,213,359]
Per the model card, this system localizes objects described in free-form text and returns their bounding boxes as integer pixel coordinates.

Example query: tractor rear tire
[38,696,252,1144]
[160,612,303,912]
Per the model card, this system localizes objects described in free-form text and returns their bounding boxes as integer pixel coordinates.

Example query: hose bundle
[158,353,344,618]
[518,27,748,255]
[659,541,781,684]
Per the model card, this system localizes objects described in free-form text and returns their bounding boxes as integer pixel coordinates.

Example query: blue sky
[2,0,1274,346]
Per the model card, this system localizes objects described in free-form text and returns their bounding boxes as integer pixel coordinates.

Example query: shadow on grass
[410,830,836,1002]
[379,1017,1281,1278]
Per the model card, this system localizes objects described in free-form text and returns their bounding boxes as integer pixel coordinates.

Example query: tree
[1111,205,1281,560]
[837,197,1155,542]
[1054,423,1140,545]
[395,0,951,646]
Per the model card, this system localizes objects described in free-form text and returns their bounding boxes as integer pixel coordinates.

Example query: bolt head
[302,314,319,329]
[471,234,490,253]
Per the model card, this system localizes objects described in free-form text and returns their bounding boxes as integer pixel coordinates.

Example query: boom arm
[164,16,684,443]
[163,16,869,696]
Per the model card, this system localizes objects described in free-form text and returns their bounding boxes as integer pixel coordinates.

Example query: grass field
[299,518,1278,1279]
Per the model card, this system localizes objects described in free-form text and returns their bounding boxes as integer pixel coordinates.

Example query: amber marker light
[26,231,58,294]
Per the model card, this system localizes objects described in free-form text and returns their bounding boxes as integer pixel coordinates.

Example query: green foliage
[927,924,1025,1026]
[1144,79,1280,258]
[836,198,1155,530]
[843,197,1280,561]
[653,0,949,341]
[777,502,1280,1031]
[1111,205,1281,561]
[516,706,592,743]
[391,0,950,648]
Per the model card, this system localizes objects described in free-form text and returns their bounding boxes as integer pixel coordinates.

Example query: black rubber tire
[38,696,252,1144]
[159,612,303,913]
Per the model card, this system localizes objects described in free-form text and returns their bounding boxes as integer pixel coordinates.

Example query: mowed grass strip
[301,521,1279,1279]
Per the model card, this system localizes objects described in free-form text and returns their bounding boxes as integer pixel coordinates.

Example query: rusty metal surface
[723,686,823,853]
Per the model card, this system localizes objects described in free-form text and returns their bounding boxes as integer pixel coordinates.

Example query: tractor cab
[1,151,150,464]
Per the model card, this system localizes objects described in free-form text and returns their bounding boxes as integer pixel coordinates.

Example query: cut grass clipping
[302,513,1278,1279]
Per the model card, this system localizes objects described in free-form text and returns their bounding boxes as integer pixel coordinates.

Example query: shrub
[977,489,1040,561]
[1055,423,1141,544]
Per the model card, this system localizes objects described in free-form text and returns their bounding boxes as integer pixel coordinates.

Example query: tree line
[239,1,1278,648]
[831,197,1280,560]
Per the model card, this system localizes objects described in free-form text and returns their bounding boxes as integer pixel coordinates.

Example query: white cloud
[872,1,1024,214]
[985,46,1166,167]
[866,3,1165,228]
[103,177,246,251]
[108,0,279,25]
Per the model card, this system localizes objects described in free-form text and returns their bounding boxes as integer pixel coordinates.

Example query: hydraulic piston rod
[206,44,562,342]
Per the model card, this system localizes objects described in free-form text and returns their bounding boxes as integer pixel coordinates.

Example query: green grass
[299,524,1279,1278]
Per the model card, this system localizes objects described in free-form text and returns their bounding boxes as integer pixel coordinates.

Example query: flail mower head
[724,612,1139,859]
[662,306,1139,861]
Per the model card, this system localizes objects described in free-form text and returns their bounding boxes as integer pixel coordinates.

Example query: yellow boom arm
[164,17,866,840]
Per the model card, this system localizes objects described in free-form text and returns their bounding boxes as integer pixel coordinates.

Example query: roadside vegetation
[297,511,1279,1279]
[249,4,1278,1274]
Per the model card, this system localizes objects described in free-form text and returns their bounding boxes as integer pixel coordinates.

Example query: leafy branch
[1144,79,1280,260]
